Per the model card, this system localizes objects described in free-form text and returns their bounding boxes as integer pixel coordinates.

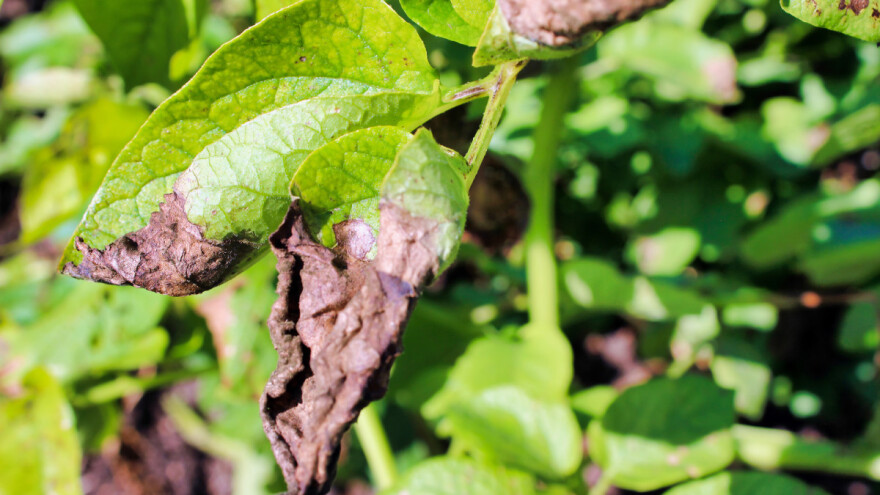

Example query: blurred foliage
[1,0,880,494]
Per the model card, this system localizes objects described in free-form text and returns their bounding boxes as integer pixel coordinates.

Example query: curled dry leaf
[261,199,445,495]
[498,0,672,46]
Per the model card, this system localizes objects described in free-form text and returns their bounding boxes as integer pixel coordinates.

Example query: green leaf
[473,6,597,66]
[665,471,830,495]
[838,301,880,352]
[255,0,296,20]
[781,0,880,42]
[626,227,701,276]
[423,323,573,419]
[5,282,169,384]
[384,457,536,495]
[63,0,442,282]
[400,0,484,45]
[292,126,412,248]
[445,386,583,479]
[382,128,470,271]
[711,338,771,420]
[451,0,494,30]
[177,92,446,249]
[590,375,736,491]
[72,0,198,88]
[0,368,83,495]
[20,98,149,243]
[597,20,739,104]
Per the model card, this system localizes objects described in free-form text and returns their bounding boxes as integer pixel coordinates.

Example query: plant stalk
[733,424,880,480]
[354,402,399,490]
[524,57,579,328]
[463,60,527,187]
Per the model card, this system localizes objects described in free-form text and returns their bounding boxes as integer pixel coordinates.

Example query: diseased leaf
[711,338,771,420]
[590,375,736,491]
[261,133,469,493]
[384,456,536,495]
[665,471,830,495]
[0,368,83,495]
[72,0,197,88]
[400,0,485,46]
[292,126,413,249]
[62,0,444,295]
[382,128,470,272]
[781,0,880,42]
[473,6,597,67]
[445,386,583,479]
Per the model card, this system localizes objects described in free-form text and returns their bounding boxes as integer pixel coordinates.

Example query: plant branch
[733,425,880,481]
[463,60,527,188]
[353,402,399,491]
[524,57,579,328]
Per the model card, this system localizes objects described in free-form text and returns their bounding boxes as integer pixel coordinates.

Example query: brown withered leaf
[62,192,260,296]
[261,199,443,495]
[498,0,672,46]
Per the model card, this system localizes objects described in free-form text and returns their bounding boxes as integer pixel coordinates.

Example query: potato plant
[2,0,880,494]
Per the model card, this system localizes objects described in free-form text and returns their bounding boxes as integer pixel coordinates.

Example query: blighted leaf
[72,0,197,88]
[384,457,536,495]
[400,0,485,45]
[589,375,736,491]
[255,0,296,20]
[292,126,413,249]
[665,471,830,495]
[261,133,470,493]
[382,129,470,272]
[445,386,583,479]
[0,368,82,495]
[781,0,880,42]
[473,6,598,66]
[62,0,443,294]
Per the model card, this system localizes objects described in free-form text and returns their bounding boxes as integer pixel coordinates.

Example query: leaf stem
[523,57,579,328]
[463,60,527,188]
[589,471,613,495]
[733,424,880,480]
[353,402,399,490]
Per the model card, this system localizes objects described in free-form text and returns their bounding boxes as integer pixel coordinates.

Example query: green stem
[733,424,880,480]
[588,471,613,495]
[354,402,399,490]
[524,57,579,328]
[463,60,527,188]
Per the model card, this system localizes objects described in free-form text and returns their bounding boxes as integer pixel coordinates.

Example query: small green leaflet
[782,0,880,42]
[62,0,444,289]
[292,126,412,248]
[72,0,203,88]
[400,0,485,46]
[384,456,536,495]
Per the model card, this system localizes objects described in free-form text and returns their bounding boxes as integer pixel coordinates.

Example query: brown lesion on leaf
[498,0,673,46]
[62,191,260,296]
[851,0,869,14]
[261,199,442,495]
